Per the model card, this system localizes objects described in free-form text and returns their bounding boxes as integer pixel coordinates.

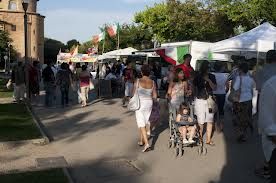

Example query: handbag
[127,80,140,111]
[89,79,95,90]
[205,83,217,113]
[228,75,242,103]
[6,79,12,90]
[207,95,218,113]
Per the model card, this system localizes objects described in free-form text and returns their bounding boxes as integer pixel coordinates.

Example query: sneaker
[183,139,189,144]
[188,139,195,143]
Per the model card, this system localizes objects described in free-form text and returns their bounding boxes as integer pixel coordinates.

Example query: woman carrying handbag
[130,65,157,153]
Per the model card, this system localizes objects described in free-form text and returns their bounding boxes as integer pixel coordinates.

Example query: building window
[33,46,36,52]
[11,25,16,31]
[33,29,35,35]
[8,1,17,11]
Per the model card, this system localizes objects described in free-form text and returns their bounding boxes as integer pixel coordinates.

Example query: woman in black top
[193,61,217,146]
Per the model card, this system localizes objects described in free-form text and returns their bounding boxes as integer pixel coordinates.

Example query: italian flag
[107,23,119,37]
[156,46,189,65]
[70,45,79,56]
[93,32,105,44]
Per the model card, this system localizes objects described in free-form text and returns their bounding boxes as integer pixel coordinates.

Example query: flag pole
[117,24,120,50]
[102,39,105,54]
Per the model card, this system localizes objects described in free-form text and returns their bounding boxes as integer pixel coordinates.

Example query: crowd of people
[6,50,276,182]
[10,61,95,108]
[127,52,276,182]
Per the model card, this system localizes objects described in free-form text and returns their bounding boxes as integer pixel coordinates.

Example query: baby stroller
[168,100,207,157]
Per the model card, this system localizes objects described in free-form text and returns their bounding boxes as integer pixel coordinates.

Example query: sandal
[206,141,215,146]
[142,144,151,153]
[138,142,144,146]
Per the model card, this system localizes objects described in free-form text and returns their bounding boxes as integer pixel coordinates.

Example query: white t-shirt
[233,74,255,102]
[212,72,229,95]
[259,75,276,161]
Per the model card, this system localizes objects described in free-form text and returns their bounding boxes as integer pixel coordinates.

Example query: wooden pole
[117,26,120,50]
[102,41,105,54]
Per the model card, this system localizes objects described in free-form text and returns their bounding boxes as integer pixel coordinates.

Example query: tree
[135,3,170,42]
[213,0,276,30]
[135,0,235,42]
[44,38,66,63]
[0,30,17,68]
[89,24,153,54]
[66,39,80,51]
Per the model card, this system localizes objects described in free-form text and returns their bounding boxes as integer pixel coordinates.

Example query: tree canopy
[44,38,66,63]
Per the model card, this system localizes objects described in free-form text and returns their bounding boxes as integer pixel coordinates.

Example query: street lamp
[22,0,30,100]
[22,0,29,63]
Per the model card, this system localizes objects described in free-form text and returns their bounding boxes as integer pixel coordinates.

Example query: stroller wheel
[198,146,207,156]
[175,147,179,157]
[172,141,176,148]
[180,148,184,156]
[168,141,172,148]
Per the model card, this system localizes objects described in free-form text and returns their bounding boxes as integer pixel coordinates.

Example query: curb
[26,104,50,145]
[0,167,76,183]
[63,167,75,183]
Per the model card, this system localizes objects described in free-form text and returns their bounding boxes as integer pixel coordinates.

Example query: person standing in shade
[12,61,25,103]
[122,61,136,106]
[233,62,255,142]
[79,65,91,107]
[193,61,217,146]
[42,61,56,107]
[29,61,40,105]
[213,62,229,132]
[56,63,72,107]
[258,75,276,183]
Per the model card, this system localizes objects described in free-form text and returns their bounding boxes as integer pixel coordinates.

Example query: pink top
[79,71,90,87]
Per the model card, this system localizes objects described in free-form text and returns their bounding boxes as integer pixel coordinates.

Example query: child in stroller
[176,102,196,144]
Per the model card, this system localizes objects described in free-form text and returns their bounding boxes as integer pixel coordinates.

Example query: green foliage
[135,0,235,42]
[66,39,80,50]
[79,41,94,54]
[0,30,17,64]
[214,0,276,30]
[44,38,66,63]
[135,3,170,42]
[85,24,153,54]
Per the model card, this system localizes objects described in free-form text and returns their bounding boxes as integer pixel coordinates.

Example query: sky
[37,0,163,44]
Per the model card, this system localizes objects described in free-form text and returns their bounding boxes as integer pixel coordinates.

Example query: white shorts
[135,99,153,128]
[194,98,214,124]
[125,81,134,97]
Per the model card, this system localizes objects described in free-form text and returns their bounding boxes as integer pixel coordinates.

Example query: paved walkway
[0,96,265,183]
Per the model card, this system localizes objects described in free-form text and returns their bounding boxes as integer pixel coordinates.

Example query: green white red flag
[93,32,105,44]
[107,23,119,37]
[70,45,79,56]
[156,46,189,65]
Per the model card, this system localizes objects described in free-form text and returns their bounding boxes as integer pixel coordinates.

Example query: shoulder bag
[127,80,140,111]
[228,75,242,103]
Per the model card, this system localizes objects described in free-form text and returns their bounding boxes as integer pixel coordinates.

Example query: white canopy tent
[98,47,138,60]
[212,22,276,59]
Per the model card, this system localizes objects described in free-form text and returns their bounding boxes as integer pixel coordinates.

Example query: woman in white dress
[133,65,157,152]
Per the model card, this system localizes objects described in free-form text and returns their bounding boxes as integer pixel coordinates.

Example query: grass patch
[0,103,42,141]
[0,169,69,183]
[0,78,13,98]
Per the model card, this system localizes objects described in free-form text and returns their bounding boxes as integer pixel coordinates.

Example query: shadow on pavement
[69,156,151,183]
[208,109,264,183]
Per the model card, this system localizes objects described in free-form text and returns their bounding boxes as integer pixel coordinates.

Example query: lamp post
[22,0,30,100]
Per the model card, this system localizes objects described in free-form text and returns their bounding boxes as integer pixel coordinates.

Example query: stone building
[0,0,44,63]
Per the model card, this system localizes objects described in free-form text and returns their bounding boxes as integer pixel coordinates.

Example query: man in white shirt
[258,75,276,182]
